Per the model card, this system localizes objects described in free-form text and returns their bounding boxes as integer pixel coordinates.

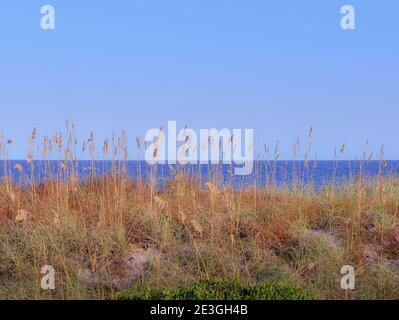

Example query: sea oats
[178,210,187,224]
[136,136,141,149]
[16,209,29,222]
[27,152,33,164]
[14,163,23,173]
[191,219,203,236]
[153,195,167,211]
[340,143,346,154]
[31,127,37,140]
[103,139,109,155]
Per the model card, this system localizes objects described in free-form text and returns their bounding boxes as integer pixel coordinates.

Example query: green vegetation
[116,279,314,300]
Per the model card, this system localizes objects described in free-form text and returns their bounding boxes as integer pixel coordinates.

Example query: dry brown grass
[0,126,398,299]
[0,169,399,300]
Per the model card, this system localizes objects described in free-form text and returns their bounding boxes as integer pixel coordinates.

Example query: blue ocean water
[1,160,398,189]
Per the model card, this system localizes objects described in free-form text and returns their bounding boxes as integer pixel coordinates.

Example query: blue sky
[0,0,398,160]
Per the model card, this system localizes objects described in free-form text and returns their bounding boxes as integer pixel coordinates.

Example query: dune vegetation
[0,128,399,300]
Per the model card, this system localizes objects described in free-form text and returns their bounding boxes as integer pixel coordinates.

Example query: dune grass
[0,169,399,300]
[0,127,399,300]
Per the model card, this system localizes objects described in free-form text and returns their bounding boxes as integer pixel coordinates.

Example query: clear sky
[0,0,398,160]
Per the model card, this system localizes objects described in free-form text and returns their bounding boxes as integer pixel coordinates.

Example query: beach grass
[0,168,399,300]
[0,128,399,300]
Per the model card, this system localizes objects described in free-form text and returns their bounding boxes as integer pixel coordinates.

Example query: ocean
[1,160,398,189]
